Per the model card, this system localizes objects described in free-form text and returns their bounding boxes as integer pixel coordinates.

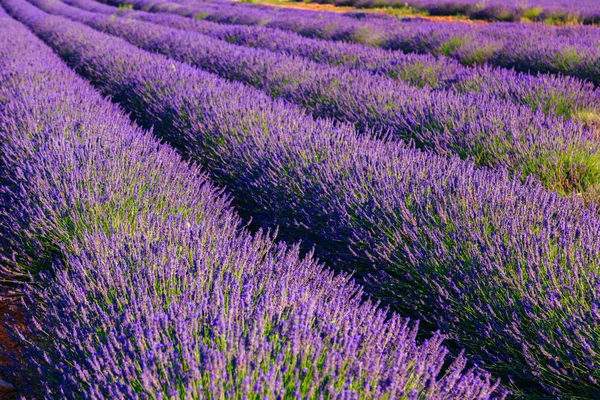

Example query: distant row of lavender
[0,7,503,398]
[118,0,600,86]
[31,0,600,204]
[305,0,600,24]
[65,0,600,124]
[10,0,600,396]
[412,0,600,24]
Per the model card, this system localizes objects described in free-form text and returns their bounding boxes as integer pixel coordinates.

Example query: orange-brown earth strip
[241,0,488,23]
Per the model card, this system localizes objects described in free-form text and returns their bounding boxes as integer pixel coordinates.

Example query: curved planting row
[63,0,600,123]
[29,0,600,203]
[108,0,600,86]
[0,8,501,398]
[9,0,600,397]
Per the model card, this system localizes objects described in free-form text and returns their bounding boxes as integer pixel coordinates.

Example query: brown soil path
[0,300,22,399]
[242,0,488,23]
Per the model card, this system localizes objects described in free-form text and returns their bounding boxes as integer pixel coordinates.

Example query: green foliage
[522,6,543,21]
[439,37,465,57]
[554,48,583,73]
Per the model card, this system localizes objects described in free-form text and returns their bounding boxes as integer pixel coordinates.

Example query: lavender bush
[0,9,505,398]
[28,0,600,204]
[7,1,600,397]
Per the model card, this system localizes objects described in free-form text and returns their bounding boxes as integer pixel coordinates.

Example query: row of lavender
[10,0,600,397]
[406,0,600,24]
[0,7,505,398]
[65,0,600,123]
[305,0,600,24]
[29,0,600,206]
[120,0,600,86]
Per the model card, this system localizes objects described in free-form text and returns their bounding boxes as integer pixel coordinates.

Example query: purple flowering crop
[63,0,600,124]
[119,0,600,86]
[7,0,600,397]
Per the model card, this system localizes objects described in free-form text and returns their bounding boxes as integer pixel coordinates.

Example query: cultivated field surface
[0,0,599,398]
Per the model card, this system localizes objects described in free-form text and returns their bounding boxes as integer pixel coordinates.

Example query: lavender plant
[7,1,600,397]
[29,0,600,203]
[0,9,505,398]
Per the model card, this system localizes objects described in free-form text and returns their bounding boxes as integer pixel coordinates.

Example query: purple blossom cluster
[303,0,600,24]
[26,0,600,204]
[0,7,505,398]
[64,0,600,123]
[120,0,600,86]
[6,0,600,397]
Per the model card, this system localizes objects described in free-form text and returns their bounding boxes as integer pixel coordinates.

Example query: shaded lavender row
[119,0,600,86]
[31,0,600,204]
[0,8,501,398]
[9,0,600,397]
[64,0,600,123]
[305,0,600,24]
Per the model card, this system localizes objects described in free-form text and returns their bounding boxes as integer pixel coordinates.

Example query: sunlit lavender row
[64,0,600,124]
[5,0,600,397]
[119,0,600,85]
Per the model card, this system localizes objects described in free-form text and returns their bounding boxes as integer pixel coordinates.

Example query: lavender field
[0,0,599,398]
